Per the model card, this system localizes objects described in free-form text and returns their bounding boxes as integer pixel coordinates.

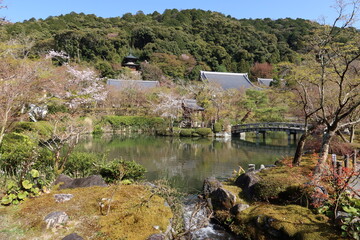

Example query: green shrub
[0,133,39,176]
[194,128,212,137]
[13,121,53,138]
[47,98,69,114]
[32,147,56,183]
[180,129,193,137]
[1,169,45,205]
[213,122,222,133]
[98,159,146,183]
[156,127,180,136]
[93,125,103,135]
[339,198,360,239]
[64,152,102,178]
[101,116,165,132]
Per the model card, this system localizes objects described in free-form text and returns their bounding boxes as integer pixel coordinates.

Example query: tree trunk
[292,133,307,166]
[240,111,252,123]
[0,125,5,147]
[350,125,355,143]
[316,130,336,174]
[0,108,10,147]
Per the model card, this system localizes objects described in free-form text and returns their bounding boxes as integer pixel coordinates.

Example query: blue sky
[1,0,348,25]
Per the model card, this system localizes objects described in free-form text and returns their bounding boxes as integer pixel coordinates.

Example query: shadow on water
[77,134,296,193]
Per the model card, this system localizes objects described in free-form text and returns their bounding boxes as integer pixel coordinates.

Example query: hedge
[102,116,165,131]
[194,128,212,137]
[180,129,193,137]
[213,122,223,133]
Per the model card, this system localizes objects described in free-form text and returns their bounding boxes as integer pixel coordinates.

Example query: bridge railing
[232,122,307,131]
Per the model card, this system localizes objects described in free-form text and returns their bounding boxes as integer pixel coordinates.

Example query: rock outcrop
[209,187,236,211]
[234,171,260,201]
[202,177,236,211]
[54,194,74,203]
[44,211,69,229]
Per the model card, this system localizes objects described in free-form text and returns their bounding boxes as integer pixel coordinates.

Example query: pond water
[76,134,296,193]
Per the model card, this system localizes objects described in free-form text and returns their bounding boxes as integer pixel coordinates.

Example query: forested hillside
[0,9,318,79]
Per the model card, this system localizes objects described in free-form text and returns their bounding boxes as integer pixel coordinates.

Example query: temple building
[122,54,140,71]
[257,78,274,87]
[181,99,204,128]
[200,71,258,90]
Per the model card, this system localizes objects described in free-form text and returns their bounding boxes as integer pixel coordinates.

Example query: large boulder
[54,174,107,190]
[202,177,236,210]
[234,172,260,200]
[209,188,236,211]
[235,172,260,189]
[203,177,223,198]
[53,175,73,189]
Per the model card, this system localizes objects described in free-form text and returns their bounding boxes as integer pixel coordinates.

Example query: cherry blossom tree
[153,92,182,132]
[46,50,107,110]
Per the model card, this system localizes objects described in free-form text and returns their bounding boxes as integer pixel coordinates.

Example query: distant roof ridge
[200,70,263,90]
[107,79,160,89]
[125,53,138,58]
[201,70,248,76]
[108,79,158,82]
[257,78,273,87]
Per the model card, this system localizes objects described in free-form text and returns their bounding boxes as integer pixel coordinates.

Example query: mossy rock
[2,185,172,240]
[251,180,303,203]
[222,183,248,205]
[243,163,312,204]
[230,204,342,240]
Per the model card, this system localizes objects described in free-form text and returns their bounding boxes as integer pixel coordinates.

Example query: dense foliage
[100,115,165,131]
[0,10,317,79]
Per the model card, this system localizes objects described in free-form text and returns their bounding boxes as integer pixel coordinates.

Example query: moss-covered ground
[216,155,348,240]
[230,204,342,240]
[0,185,173,240]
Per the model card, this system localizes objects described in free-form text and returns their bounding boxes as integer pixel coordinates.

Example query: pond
[76,134,296,193]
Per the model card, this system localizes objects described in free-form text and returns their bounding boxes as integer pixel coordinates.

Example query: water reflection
[76,135,296,193]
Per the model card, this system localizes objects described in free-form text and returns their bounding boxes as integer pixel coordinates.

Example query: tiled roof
[257,78,273,87]
[200,71,256,90]
[107,79,159,90]
[182,99,204,111]
[124,54,138,60]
